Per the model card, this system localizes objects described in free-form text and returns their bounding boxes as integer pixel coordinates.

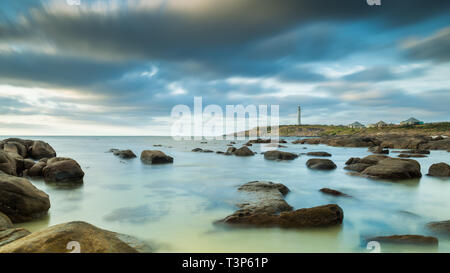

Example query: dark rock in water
[219,204,344,228]
[368,146,389,154]
[264,150,298,161]
[0,150,18,176]
[344,163,372,172]
[358,155,389,165]
[141,150,173,164]
[398,154,427,158]
[230,142,236,144]
[306,159,337,170]
[306,152,332,157]
[392,149,430,154]
[263,143,287,148]
[28,161,46,177]
[0,172,50,223]
[112,149,136,159]
[246,138,271,144]
[320,188,350,197]
[153,144,162,147]
[202,149,214,153]
[345,157,360,165]
[427,163,450,177]
[0,212,12,230]
[200,141,207,144]
[226,147,236,154]
[216,151,224,154]
[192,148,203,152]
[361,157,421,180]
[245,143,252,146]
[426,220,450,235]
[366,235,438,246]
[29,141,56,160]
[0,228,31,247]
[419,138,450,150]
[42,157,85,184]
[0,221,152,253]
[233,146,255,156]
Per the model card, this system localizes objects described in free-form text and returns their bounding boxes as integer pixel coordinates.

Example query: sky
[0,0,449,135]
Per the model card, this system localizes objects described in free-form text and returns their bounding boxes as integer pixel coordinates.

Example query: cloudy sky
[0,0,449,135]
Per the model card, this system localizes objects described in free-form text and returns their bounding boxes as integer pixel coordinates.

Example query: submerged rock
[320,188,350,197]
[140,150,173,164]
[392,149,430,154]
[43,157,85,184]
[306,159,337,170]
[264,150,298,161]
[368,146,389,154]
[426,220,450,235]
[398,154,427,158]
[233,146,255,156]
[306,152,332,157]
[0,172,50,223]
[0,221,152,253]
[427,163,450,177]
[366,235,438,246]
[191,148,203,152]
[111,149,137,159]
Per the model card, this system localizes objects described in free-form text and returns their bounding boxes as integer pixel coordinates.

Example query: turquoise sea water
[4,136,450,253]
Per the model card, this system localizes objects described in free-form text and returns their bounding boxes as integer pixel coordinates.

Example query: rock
[366,235,438,246]
[0,212,12,230]
[345,157,360,165]
[359,155,389,165]
[191,148,203,152]
[233,146,255,156]
[216,151,224,154]
[202,149,214,153]
[247,138,271,144]
[0,172,50,223]
[368,146,389,154]
[264,150,298,161]
[0,150,17,176]
[27,161,46,177]
[419,138,450,150]
[325,136,377,147]
[427,163,450,177]
[218,204,343,228]
[344,163,372,172]
[3,142,27,157]
[379,136,428,149]
[361,157,421,180]
[320,188,350,197]
[140,150,173,164]
[236,181,292,214]
[263,143,287,148]
[153,144,162,147]
[23,159,35,170]
[306,152,332,157]
[426,220,450,235]
[0,228,31,247]
[398,154,427,158]
[392,149,430,154]
[245,143,252,146]
[1,138,34,149]
[29,141,56,160]
[112,149,136,159]
[0,221,152,253]
[230,142,236,144]
[306,159,337,170]
[42,157,85,184]
[226,147,236,154]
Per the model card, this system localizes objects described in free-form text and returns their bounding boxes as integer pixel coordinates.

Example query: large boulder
[264,150,298,161]
[361,158,421,180]
[366,235,438,246]
[419,138,450,150]
[0,150,17,176]
[0,212,12,230]
[0,228,31,247]
[426,220,450,235]
[27,161,47,177]
[3,142,27,158]
[306,159,337,170]
[306,152,332,157]
[42,157,84,184]
[0,221,152,253]
[140,150,173,164]
[427,163,450,177]
[219,204,344,228]
[29,141,56,160]
[0,172,50,223]
[233,146,255,156]
[344,163,372,172]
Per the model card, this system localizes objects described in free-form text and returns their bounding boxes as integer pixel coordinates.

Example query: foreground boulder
[233,146,255,156]
[42,157,85,184]
[306,159,337,170]
[264,151,298,161]
[366,235,438,246]
[0,212,12,230]
[219,204,343,228]
[0,172,50,223]
[306,152,331,157]
[0,221,152,253]
[0,228,31,247]
[27,161,47,177]
[0,150,17,176]
[426,220,450,235]
[110,149,136,159]
[29,141,56,160]
[361,158,421,180]
[141,150,173,164]
[427,163,450,177]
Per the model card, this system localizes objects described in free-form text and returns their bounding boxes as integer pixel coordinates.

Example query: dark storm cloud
[402,27,450,62]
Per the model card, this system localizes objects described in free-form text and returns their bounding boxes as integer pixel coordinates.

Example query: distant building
[368,120,388,128]
[400,117,424,125]
[348,121,365,129]
[297,105,301,125]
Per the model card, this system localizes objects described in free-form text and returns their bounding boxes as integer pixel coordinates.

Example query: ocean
[5,136,450,253]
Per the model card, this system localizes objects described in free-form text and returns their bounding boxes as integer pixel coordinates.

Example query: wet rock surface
[306,152,332,157]
[110,149,137,159]
[43,157,85,184]
[426,220,450,235]
[306,159,337,170]
[141,150,173,164]
[264,150,298,161]
[320,188,350,197]
[427,163,450,177]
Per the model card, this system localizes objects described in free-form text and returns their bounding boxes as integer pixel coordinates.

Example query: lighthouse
[297,105,301,125]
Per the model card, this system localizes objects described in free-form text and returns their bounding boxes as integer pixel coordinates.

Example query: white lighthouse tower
[297,105,301,125]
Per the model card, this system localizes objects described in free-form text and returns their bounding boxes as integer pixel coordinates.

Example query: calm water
[5,136,450,253]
